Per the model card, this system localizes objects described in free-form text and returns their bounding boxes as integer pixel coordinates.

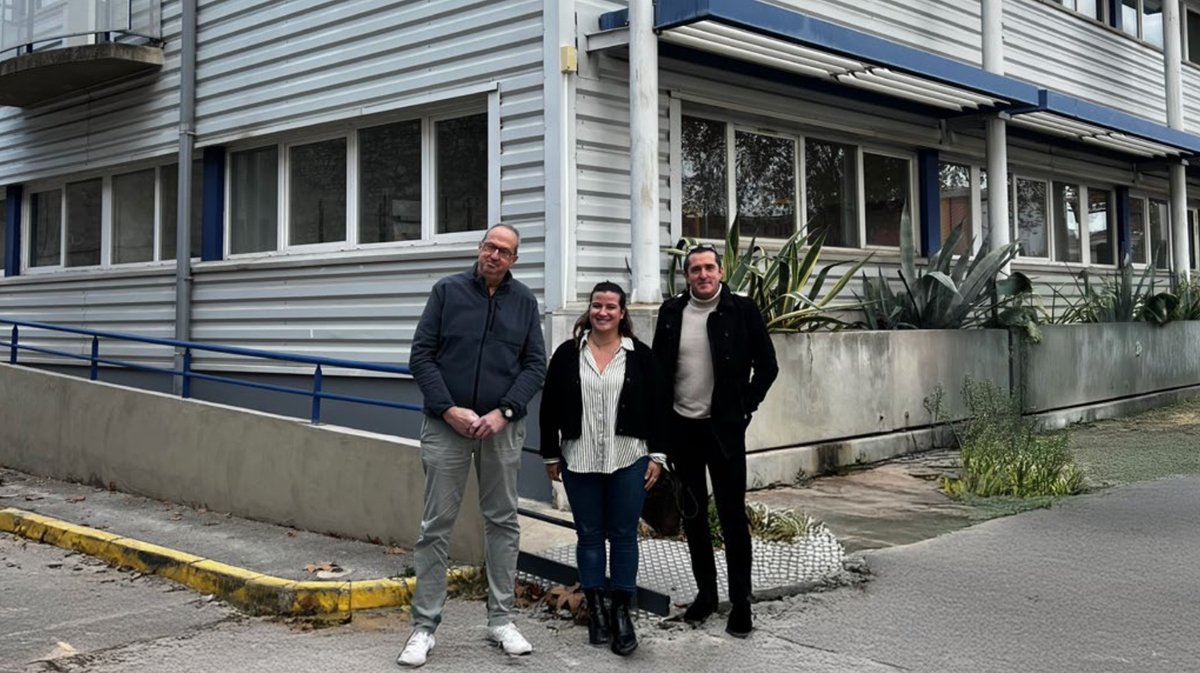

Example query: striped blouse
[558,335,648,474]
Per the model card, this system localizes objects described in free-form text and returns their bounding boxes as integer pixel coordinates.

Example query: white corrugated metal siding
[0,0,548,372]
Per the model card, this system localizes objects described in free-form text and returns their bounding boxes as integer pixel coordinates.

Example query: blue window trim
[201,146,225,262]
[599,0,1200,157]
[4,185,20,277]
[917,150,940,257]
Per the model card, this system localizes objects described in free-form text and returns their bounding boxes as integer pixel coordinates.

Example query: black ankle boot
[683,590,717,625]
[726,602,752,638]
[584,589,610,646]
[608,591,638,655]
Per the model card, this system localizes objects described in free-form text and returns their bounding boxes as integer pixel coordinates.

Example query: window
[289,138,347,246]
[1015,177,1049,258]
[863,152,911,247]
[805,138,858,247]
[1130,198,1147,264]
[681,115,728,239]
[1122,0,1164,46]
[65,179,102,267]
[229,145,279,255]
[938,163,973,251]
[160,162,204,261]
[112,169,156,264]
[678,113,911,248]
[359,119,421,243]
[1188,7,1200,65]
[735,130,795,239]
[30,189,62,268]
[1189,210,1198,270]
[1052,182,1083,263]
[1087,188,1115,265]
[435,114,487,234]
[1055,0,1105,21]
[1148,198,1171,269]
[227,108,488,255]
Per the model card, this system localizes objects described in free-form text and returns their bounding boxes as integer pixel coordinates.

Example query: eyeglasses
[479,241,517,260]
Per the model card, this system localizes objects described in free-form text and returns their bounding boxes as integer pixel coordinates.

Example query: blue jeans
[562,456,648,593]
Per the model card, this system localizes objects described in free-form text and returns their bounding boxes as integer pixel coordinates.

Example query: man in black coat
[652,243,778,637]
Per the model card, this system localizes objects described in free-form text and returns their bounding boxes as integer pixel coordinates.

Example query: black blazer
[652,284,779,460]
[538,337,659,462]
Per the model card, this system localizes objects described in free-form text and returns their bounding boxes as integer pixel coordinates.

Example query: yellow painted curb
[0,507,449,617]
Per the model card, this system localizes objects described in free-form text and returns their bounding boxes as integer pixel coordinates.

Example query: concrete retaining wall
[0,364,485,564]
[1019,323,1200,413]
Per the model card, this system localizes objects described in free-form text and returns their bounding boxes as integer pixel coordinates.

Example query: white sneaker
[487,622,533,655]
[397,630,435,668]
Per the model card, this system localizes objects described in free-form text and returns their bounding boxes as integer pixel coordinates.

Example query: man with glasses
[399,223,546,667]
[652,243,778,638]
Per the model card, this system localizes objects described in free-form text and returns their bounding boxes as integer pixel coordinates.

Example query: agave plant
[1051,252,1180,325]
[664,220,870,333]
[1170,278,1200,321]
[857,211,1035,333]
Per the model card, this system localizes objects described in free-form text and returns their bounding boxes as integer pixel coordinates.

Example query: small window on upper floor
[1054,0,1106,22]
[1121,0,1164,47]
[1185,4,1200,65]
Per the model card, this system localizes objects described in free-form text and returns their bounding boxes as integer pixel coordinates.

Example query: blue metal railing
[0,318,419,424]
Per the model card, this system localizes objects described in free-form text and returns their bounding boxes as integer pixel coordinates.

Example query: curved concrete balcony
[0,0,162,107]
[0,41,162,107]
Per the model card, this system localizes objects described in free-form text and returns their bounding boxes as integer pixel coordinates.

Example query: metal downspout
[174,0,197,393]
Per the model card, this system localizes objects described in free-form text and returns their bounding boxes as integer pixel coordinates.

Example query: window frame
[223,104,491,260]
[1130,194,1173,270]
[674,107,918,252]
[21,162,202,275]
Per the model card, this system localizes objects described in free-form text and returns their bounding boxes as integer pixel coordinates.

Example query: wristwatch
[500,403,516,420]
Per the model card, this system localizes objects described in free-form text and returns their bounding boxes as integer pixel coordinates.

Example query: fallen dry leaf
[35,641,77,662]
[65,496,86,503]
[304,562,342,574]
[384,547,405,556]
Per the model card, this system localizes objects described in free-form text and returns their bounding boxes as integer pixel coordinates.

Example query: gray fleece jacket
[409,264,546,420]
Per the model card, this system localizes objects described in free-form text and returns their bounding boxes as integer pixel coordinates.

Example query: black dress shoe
[683,591,717,625]
[584,589,610,646]
[725,603,752,638]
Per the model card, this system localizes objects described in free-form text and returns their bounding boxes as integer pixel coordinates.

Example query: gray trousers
[410,416,524,632]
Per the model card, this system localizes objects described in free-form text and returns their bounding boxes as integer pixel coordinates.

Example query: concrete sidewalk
[0,464,849,618]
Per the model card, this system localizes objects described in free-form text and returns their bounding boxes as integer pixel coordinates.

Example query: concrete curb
[0,507,472,617]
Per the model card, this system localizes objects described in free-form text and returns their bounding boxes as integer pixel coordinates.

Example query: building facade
[2,0,1199,424]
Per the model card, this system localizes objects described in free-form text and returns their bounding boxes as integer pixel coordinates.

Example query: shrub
[707,500,820,549]
[941,378,1083,498]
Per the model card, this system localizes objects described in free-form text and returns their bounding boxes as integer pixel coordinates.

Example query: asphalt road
[4,477,1199,672]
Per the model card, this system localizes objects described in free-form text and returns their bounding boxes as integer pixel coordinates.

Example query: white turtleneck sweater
[673,289,720,419]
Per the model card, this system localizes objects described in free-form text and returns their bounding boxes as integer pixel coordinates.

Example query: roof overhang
[595,0,1200,160]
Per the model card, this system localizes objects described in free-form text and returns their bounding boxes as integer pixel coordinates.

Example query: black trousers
[672,413,752,607]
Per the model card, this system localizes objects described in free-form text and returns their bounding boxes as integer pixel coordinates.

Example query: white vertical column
[629,0,662,304]
[1164,0,1191,281]
[982,0,1011,264]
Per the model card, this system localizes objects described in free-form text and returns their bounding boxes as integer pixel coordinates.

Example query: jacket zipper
[471,291,495,410]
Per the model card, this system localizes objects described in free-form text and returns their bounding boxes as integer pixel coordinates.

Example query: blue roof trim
[1035,90,1200,155]
[598,8,628,32]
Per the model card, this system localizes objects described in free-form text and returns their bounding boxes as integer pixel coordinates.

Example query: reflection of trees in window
[735,131,794,239]
[290,139,347,246]
[682,116,727,238]
[436,114,487,234]
[863,153,909,247]
[806,138,857,247]
[938,163,972,251]
[1087,189,1113,265]
[1130,198,1147,264]
[1148,199,1170,269]
[359,119,421,243]
[1052,182,1081,263]
[31,190,62,267]
[1015,178,1047,257]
